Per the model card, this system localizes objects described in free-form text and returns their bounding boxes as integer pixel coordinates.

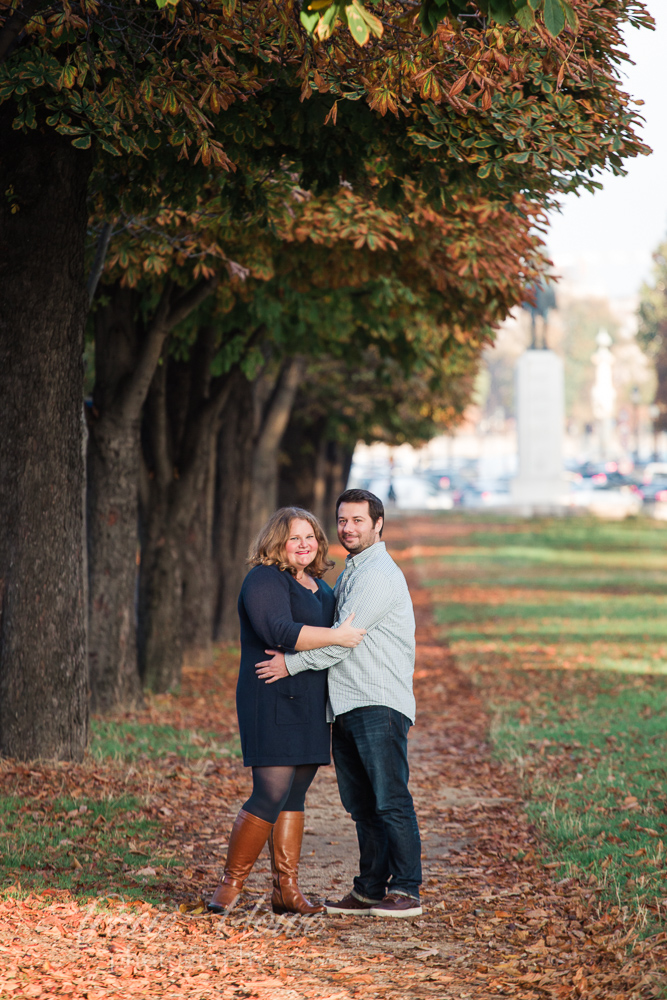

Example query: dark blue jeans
[332,706,422,900]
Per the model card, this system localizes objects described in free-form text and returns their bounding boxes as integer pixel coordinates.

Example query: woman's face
[284,518,319,573]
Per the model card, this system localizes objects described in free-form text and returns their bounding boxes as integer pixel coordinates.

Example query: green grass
[89,719,240,761]
[421,514,667,929]
[0,794,178,901]
[452,521,667,552]
[0,718,242,903]
[492,678,667,926]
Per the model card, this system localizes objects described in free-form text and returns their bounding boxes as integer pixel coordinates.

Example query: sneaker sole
[325,905,375,916]
[369,906,423,918]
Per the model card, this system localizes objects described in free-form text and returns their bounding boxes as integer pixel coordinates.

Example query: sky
[546,3,667,300]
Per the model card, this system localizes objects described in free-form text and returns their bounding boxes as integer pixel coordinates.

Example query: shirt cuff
[285,651,308,676]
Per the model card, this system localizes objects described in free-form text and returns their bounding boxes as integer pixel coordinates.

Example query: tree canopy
[0,0,656,759]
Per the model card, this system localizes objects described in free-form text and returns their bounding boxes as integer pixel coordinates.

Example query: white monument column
[590,330,616,459]
[511,350,564,504]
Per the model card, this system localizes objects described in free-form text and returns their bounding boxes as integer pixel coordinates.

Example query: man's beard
[340,533,374,554]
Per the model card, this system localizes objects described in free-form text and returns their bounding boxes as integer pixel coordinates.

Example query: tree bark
[138,330,231,691]
[212,357,304,641]
[181,427,217,660]
[213,372,256,641]
[278,415,327,513]
[249,356,304,536]
[86,287,145,714]
[87,279,216,712]
[278,419,354,534]
[0,112,91,760]
[324,441,354,522]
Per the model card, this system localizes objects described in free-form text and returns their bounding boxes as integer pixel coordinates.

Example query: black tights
[242,764,319,824]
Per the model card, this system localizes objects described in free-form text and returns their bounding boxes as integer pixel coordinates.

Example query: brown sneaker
[324,891,381,915]
[369,893,423,918]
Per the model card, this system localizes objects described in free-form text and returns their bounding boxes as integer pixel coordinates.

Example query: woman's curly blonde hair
[248,507,334,578]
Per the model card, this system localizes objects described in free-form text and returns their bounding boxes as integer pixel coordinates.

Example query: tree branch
[87,223,113,307]
[117,275,217,424]
[0,0,41,63]
[255,356,305,459]
[117,279,173,424]
[165,275,219,333]
[146,350,172,491]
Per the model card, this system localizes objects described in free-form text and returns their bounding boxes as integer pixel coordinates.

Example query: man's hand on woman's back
[256,650,288,683]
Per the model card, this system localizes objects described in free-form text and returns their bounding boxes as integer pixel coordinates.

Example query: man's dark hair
[336,489,384,536]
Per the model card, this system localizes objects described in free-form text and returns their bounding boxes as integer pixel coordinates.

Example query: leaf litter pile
[1,514,666,998]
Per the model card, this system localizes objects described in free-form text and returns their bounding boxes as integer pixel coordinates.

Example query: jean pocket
[275,693,310,726]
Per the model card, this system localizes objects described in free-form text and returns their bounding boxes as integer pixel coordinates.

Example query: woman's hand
[333,612,367,648]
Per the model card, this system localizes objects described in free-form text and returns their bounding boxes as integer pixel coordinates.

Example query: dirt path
[0,516,661,998]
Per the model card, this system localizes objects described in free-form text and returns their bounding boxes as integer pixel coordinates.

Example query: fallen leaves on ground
[1,515,666,997]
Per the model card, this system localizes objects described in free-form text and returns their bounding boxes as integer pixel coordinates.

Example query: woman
[208,507,365,916]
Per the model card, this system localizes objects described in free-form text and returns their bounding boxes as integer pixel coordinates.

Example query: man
[255,488,422,917]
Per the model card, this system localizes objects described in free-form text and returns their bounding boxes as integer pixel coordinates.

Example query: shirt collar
[345,540,386,569]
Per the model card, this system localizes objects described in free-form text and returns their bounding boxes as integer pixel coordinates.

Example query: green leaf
[355,0,384,37]
[563,1,579,30]
[488,0,515,25]
[477,163,492,179]
[543,0,566,36]
[516,4,535,28]
[98,137,121,156]
[345,3,370,45]
[300,9,319,32]
[71,135,92,149]
[410,132,444,149]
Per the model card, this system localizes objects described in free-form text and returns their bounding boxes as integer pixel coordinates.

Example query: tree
[87,277,217,712]
[0,0,653,756]
[279,347,478,518]
[0,117,90,760]
[638,241,667,433]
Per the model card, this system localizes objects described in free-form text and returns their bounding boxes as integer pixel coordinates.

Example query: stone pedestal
[511,350,564,503]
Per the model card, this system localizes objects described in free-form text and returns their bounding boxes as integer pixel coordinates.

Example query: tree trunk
[324,441,354,520]
[139,332,230,690]
[0,112,91,760]
[137,357,182,692]
[249,357,304,537]
[278,414,327,513]
[213,372,256,641]
[138,492,185,693]
[181,428,217,660]
[88,279,217,707]
[87,288,144,713]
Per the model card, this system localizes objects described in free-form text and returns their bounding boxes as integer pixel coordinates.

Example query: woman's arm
[242,567,304,650]
[294,613,366,651]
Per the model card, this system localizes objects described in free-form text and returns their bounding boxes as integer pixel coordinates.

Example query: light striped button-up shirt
[285,541,416,723]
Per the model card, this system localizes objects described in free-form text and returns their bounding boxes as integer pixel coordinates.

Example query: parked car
[638,474,667,504]
[422,470,471,506]
[458,478,512,509]
[367,475,454,510]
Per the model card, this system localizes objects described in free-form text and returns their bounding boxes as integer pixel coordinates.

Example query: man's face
[337,502,383,555]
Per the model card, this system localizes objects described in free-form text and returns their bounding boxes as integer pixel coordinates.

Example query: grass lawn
[0,653,242,904]
[420,514,667,933]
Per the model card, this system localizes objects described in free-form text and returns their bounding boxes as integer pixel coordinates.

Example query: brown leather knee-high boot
[269,811,324,916]
[207,809,273,913]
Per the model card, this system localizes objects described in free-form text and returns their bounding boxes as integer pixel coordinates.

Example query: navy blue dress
[236,564,335,767]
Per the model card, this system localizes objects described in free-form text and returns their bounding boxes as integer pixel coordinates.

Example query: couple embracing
[207,489,422,919]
